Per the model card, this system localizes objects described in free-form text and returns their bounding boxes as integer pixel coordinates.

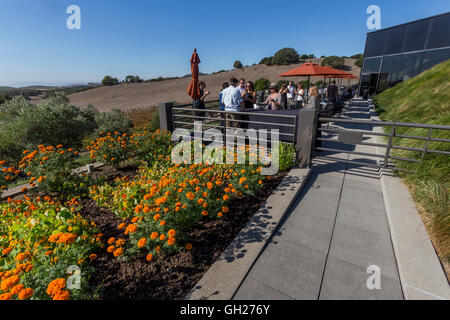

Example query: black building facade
[359,12,450,96]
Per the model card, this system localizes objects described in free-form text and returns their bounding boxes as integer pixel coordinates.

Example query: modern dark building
[359,12,450,96]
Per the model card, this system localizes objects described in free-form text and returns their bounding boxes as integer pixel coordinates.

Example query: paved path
[233,101,404,300]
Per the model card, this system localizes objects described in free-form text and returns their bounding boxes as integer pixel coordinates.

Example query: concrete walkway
[233,101,404,300]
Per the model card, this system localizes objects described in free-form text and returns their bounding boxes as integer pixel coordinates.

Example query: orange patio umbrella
[278,63,342,101]
[187,48,201,100]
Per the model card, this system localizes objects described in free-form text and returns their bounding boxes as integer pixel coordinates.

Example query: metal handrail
[173,107,298,119]
[319,117,450,130]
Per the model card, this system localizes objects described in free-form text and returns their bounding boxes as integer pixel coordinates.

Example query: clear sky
[0,0,449,87]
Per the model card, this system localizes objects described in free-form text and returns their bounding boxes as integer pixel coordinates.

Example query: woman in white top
[295,82,305,109]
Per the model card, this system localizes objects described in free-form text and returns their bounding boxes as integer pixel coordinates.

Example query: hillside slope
[374,59,450,274]
[68,58,360,111]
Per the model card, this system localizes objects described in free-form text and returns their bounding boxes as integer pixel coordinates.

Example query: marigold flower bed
[1,129,294,300]
[80,171,286,299]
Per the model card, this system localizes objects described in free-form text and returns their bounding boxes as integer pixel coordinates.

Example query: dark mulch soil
[79,171,287,300]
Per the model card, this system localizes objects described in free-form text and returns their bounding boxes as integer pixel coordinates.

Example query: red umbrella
[187,48,201,100]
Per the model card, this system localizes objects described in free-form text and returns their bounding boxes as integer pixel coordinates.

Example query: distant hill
[68,58,361,112]
[0,86,15,91]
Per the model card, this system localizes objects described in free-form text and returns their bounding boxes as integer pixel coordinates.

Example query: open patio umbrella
[187,48,201,100]
[321,66,354,86]
[278,63,342,101]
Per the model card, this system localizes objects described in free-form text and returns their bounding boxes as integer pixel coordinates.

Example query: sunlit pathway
[233,101,403,300]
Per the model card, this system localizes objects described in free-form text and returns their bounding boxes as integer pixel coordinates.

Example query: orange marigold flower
[113,247,124,257]
[159,234,166,241]
[53,289,70,300]
[160,220,166,226]
[168,229,176,238]
[222,206,229,213]
[2,247,13,255]
[115,238,125,246]
[18,288,34,300]
[89,254,97,260]
[197,198,204,205]
[0,292,13,300]
[217,212,223,217]
[153,214,161,221]
[143,206,150,214]
[107,237,116,245]
[143,194,151,200]
[201,210,208,216]
[151,232,159,240]
[155,245,161,253]
[131,216,139,223]
[223,195,229,201]
[124,224,137,235]
[107,245,115,253]
[10,284,25,295]
[46,278,66,297]
[186,191,195,200]
[137,238,147,248]
[167,237,176,246]
[207,182,213,189]
[118,222,126,229]
[146,253,153,262]
[15,253,27,261]
[186,243,193,250]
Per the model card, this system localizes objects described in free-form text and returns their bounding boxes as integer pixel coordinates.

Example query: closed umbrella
[187,48,201,100]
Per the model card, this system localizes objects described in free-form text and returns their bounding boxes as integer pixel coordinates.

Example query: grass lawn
[373,59,450,277]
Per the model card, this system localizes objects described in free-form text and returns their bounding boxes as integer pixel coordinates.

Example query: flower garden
[0,127,294,300]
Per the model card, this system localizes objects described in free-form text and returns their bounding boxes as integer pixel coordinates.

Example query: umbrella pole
[307,75,310,103]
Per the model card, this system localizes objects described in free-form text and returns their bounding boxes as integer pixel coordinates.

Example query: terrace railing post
[295,108,318,168]
[384,124,396,168]
[158,102,174,132]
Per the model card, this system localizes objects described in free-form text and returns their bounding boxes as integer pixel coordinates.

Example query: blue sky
[0,0,449,87]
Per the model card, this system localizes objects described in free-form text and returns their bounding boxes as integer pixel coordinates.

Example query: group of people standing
[264,80,339,111]
[191,77,343,128]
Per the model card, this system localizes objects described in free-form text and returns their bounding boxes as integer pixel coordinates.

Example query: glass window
[364,30,388,57]
[360,74,371,88]
[427,14,450,49]
[385,25,407,54]
[362,57,382,74]
[422,48,450,70]
[404,19,430,52]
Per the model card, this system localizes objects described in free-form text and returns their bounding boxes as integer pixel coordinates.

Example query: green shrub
[0,95,133,163]
[276,80,289,90]
[93,108,133,137]
[259,57,273,66]
[20,146,92,197]
[254,78,271,91]
[101,76,119,86]
[233,60,243,69]
[321,56,346,69]
[0,96,95,163]
[125,75,143,83]
[149,111,160,131]
[272,48,300,65]
[278,142,296,171]
[354,54,363,68]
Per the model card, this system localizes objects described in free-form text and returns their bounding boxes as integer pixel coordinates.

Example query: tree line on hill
[100,49,364,87]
